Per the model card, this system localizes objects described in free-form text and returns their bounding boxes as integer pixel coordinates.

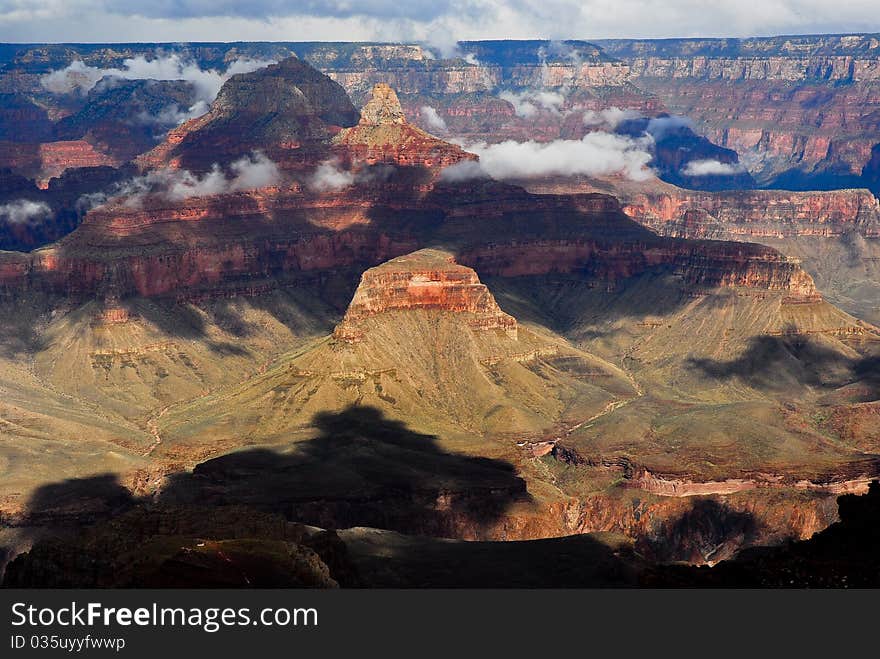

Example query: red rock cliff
[620,187,880,239]
[0,181,819,302]
[333,248,517,341]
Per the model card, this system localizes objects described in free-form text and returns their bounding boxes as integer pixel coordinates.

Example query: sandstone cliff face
[434,188,820,299]
[636,78,880,182]
[334,248,517,341]
[619,187,880,239]
[303,41,629,100]
[521,177,879,319]
[36,140,119,181]
[287,41,656,146]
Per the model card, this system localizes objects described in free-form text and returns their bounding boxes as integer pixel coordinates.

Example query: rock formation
[53,78,198,162]
[334,248,516,341]
[332,83,476,168]
[137,56,360,172]
[0,181,823,301]
[618,186,880,239]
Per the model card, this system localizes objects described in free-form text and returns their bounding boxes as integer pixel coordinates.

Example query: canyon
[0,43,878,587]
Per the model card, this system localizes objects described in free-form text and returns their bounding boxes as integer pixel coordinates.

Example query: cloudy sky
[0,1,878,44]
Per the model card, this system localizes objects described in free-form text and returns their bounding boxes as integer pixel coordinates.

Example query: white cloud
[645,115,694,140]
[499,89,566,118]
[40,54,275,113]
[307,159,355,192]
[0,200,52,225]
[444,132,654,181]
[582,107,643,129]
[2,2,880,43]
[681,159,746,176]
[91,151,281,208]
[228,151,282,190]
[439,160,487,182]
[420,105,448,133]
[134,100,211,128]
[40,60,104,95]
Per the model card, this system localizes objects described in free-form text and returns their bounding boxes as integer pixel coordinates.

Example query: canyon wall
[597,35,880,184]
[619,187,880,239]
[0,184,820,302]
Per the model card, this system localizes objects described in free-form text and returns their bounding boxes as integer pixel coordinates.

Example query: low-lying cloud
[582,107,642,129]
[645,115,694,140]
[134,100,212,129]
[0,200,52,225]
[498,89,566,118]
[438,160,487,182]
[306,160,398,192]
[86,151,281,209]
[442,132,654,181]
[307,159,356,192]
[681,159,746,176]
[41,54,275,116]
[420,105,448,133]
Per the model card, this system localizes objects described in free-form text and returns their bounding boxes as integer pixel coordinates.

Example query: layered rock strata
[333,248,517,341]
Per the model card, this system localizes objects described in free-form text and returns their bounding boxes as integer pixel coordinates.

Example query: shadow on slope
[25,474,136,526]
[340,530,641,587]
[160,405,530,536]
[638,498,763,564]
[1,406,537,587]
[645,480,880,587]
[688,330,879,395]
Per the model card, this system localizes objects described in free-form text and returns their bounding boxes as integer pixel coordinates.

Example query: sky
[0,1,878,45]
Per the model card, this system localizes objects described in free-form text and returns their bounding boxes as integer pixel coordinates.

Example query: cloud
[0,200,52,225]
[444,132,654,181]
[228,151,282,190]
[40,54,275,112]
[134,100,212,128]
[3,2,880,43]
[499,89,566,118]
[307,159,355,192]
[583,107,643,129]
[419,26,464,59]
[645,115,694,140]
[681,159,746,176]
[90,151,280,208]
[40,60,104,95]
[420,105,448,133]
[158,152,280,200]
[75,191,110,214]
[439,160,488,182]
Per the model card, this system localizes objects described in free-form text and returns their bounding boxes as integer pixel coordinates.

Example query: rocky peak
[138,56,360,171]
[334,249,517,342]
[332,83,477,168]
[358,83,406,126]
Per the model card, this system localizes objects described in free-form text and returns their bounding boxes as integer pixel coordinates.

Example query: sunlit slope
[490,270,880,482]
